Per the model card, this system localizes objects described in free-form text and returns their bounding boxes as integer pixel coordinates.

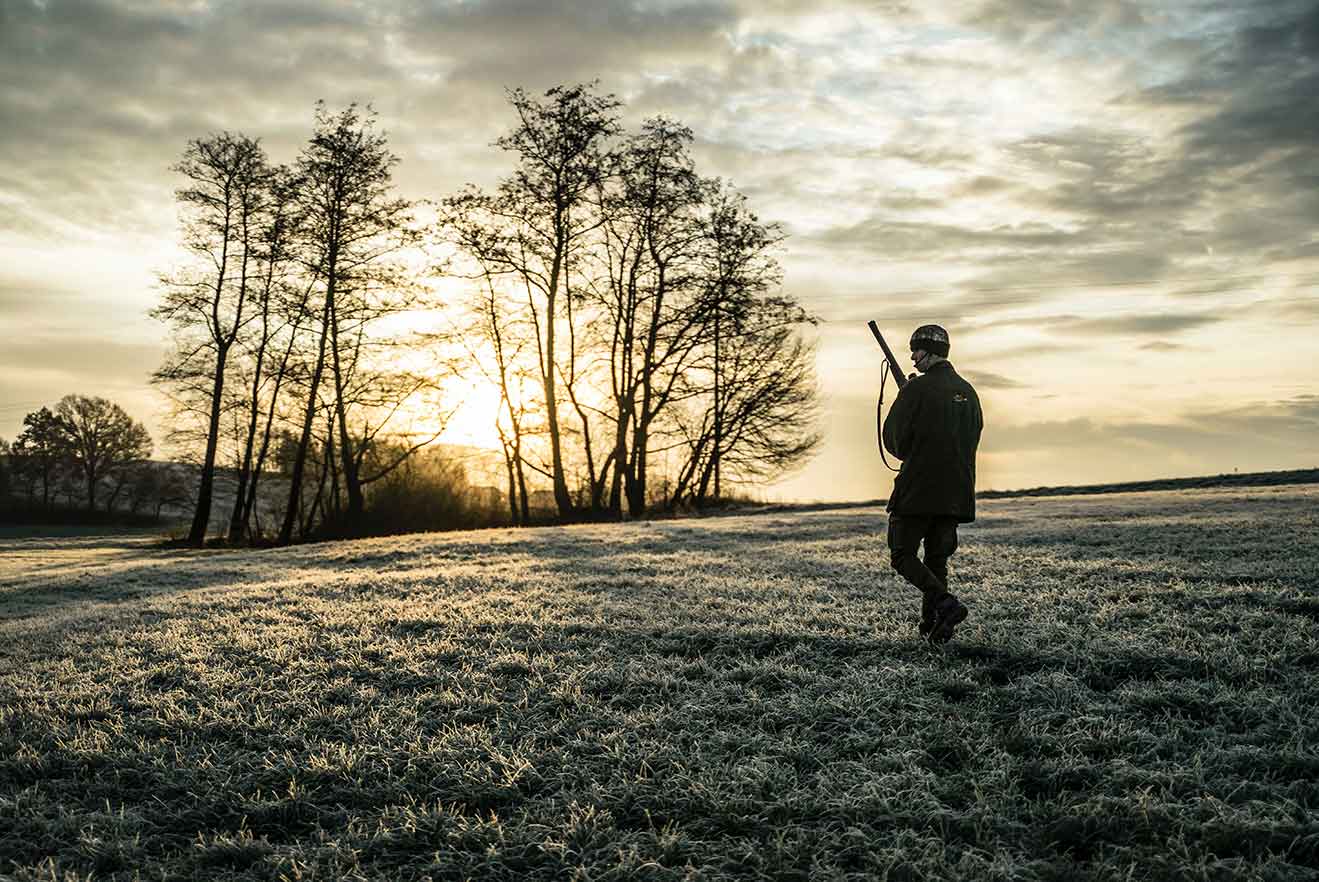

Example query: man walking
[882,324,983,643]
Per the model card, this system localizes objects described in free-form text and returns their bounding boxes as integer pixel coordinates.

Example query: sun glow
[439,378,507,451]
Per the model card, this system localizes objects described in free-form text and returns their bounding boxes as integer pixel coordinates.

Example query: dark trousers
[887,514,960,619]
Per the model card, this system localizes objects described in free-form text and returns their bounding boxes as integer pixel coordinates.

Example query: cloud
[1281,296,1319,321]
[794,0,1319,329]
[1053,313,1221,336]
[961,369,1025,390]
[0,1,407,238]
[970,309,1223,349]
[985,395,1319,464]
[1185,393,1319,435]
[0,337,162,387]
[0,334,165,440]
[1109,1,1319,266]
[1174,2,1319,162]
[0,280,80,317]
[963,0,1151,43]
[399,0,738,88]
[808,218,1081,256]
[953,252,1177,309]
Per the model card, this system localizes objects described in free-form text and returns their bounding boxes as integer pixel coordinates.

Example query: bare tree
[671,298,822,506]
[54,395,152,512]
[279,102,421,541]
[591,117,713,517]
[227,165,307,541]
[153,131,270,544]
[696,184,791,500]
[443,84,621,519]
[459,268,540,525]
[440,88,824,520]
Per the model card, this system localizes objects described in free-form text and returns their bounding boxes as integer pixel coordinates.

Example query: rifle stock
[867,320,911,389]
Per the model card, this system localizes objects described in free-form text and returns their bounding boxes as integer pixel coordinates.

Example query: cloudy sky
[2,0,1316,501]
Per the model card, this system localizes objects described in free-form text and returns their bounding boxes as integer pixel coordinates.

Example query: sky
[1,0,1316,502]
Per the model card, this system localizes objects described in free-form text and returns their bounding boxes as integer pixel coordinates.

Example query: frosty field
[2,485,1318,881]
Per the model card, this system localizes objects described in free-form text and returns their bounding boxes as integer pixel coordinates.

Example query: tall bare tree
[464,269,540,525]
[279,102,420,541]
[593,118,712,516]
[671,298,822,507]
[697,185,789,500]
[226,165,306,541]
[443,84,621,519]
[153,131,270,544]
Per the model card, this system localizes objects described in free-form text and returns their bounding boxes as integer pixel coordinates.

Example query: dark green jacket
[882,361,983,522]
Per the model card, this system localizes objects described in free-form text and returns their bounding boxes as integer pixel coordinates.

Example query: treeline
[0,395,186,523]
[154,83,821,547]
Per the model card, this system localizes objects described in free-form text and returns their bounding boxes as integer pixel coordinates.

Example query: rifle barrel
[867,320,909,389]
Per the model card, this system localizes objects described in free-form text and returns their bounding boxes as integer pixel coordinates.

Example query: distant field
[2,485,1318,880]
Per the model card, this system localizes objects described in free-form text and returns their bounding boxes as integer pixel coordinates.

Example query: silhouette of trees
[591,117,714,516]
[457,268,540,525]
[688,186,820,504]
[151,104,435,544]
[0,401,189,523]
[143,86,819,542]
[671,297,822,507]
[441,84,821,520]
[119,460,190,518]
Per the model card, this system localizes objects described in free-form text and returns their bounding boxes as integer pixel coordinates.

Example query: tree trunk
[242,298,304,535]
[628,417,649,516]
[543,267,572,518]
[608,410,629,518]
[502,441,518,524]
[327,277,365,525]
[713,303,722,499]
[229,288,275,541]
[278,294,332,545]
[188,343,228,544]
[85,468,98,513]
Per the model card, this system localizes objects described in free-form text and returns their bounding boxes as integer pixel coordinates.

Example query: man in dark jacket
[882,324,983,643]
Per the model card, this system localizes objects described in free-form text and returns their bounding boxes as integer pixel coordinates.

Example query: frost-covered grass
[3,485,1318,881]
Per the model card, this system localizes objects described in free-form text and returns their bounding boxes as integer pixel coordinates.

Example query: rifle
[867,320,913,389]
[868,320,912,471]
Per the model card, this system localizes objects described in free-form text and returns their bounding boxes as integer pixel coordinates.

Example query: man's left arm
[883,383,919,460]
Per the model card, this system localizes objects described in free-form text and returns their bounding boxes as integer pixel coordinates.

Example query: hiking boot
[928,593,967,644]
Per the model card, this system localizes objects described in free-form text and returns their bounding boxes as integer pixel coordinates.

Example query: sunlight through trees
[149,86,821,543]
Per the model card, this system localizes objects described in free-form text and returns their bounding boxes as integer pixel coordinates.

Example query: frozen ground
[2,485,1318,880]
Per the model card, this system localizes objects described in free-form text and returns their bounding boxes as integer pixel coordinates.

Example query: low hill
[776,467,1319,515]
[2,484,1317,880]
[979,467,1319,499]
